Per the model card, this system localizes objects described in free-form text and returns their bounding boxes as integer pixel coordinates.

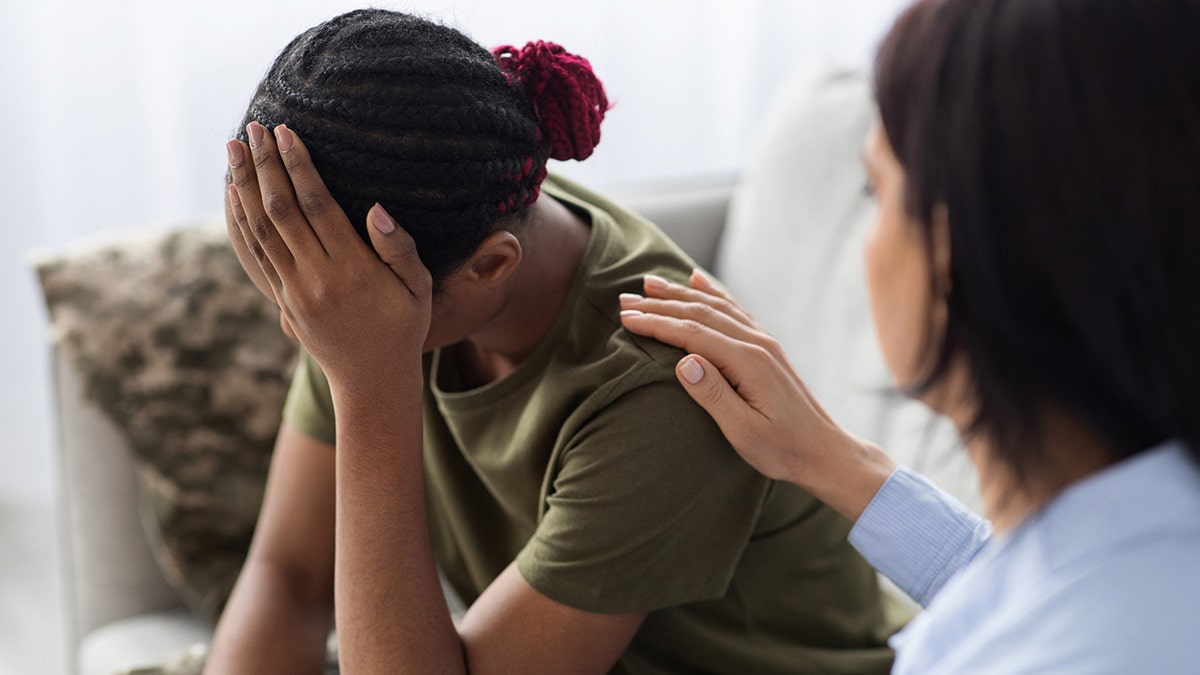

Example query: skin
[207,121,645,674]
[619,123,1113,533]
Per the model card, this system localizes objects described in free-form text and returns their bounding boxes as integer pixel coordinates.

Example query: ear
[930,202,953,297]
[463,230,523,286]
[927,202,954,349]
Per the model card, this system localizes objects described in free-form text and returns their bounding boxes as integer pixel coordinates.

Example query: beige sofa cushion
[717,66,977,506]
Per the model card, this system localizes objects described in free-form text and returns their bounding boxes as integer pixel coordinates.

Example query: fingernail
[226,140,244,168]
[619,293,643,305]
[620,309,643,319]
[246,122,264,149]
[679,357,705,385]
[644,274,670,290]
[370,203,395,234]
[227,183,240,205]
[274,125,293,152]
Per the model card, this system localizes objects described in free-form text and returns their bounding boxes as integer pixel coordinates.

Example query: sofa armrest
[79,609,211,675]
[610,177,735,272]
[54,346,183,654]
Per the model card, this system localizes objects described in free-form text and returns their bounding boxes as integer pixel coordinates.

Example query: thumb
[676,355,753,439]
[367,203,432,298]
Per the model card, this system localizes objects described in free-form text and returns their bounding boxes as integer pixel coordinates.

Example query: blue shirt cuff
[848,466,991,607]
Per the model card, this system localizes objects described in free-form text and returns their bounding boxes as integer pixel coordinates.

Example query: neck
[455,196,592,385]
[963,409,1116,533]
[922,360,1116,532]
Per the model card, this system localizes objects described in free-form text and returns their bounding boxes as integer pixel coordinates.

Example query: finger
[688,269,760,327]
[620,308,757,389]
[689,268,737,303]
[273,125,356,256]
[618,294,767,349]
[640,273,760,330]
[674,354,762,445]
[244,121,324,260]
[227,183,284,295]
[366,203,432,300]
[228,135,295,272]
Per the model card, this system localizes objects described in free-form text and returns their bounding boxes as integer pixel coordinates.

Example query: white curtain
[0,0,909,501]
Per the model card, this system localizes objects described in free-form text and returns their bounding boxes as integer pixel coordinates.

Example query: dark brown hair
[874,0,1200,483]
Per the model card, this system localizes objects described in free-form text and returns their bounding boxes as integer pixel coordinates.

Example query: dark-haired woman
[212,9,899,674]
[621,0,1200,672]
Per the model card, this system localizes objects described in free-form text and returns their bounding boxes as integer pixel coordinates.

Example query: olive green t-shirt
[284,175,898,673]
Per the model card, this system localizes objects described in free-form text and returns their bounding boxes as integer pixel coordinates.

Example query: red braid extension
[493,41,609,162]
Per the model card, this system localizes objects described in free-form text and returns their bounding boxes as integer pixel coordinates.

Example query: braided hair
[236,9,608,283]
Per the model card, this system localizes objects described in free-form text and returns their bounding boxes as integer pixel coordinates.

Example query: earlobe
[468,230,523,284]
[926,202,954,364]
[931,203,953,296]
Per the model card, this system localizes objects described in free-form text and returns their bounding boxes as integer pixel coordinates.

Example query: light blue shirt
[849,440,1200,674]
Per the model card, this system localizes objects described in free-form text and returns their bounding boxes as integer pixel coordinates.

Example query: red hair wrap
[493,41,609,162]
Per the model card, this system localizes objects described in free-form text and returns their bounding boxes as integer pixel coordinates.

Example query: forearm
[332,378,464,674]
[205,562,332,675]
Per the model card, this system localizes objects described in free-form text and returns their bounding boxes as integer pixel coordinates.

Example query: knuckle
[252,147,275,170]
[414,268,433,295]
[754,332,786,358]
[250,217,271,243]
[745,343,774,367]
[765,339,788,361]
[395,234,419,261]
[701,381,726,407]
[297,191,328,217]
[749,328,774,347]
[227,203,247,226]
[231,170,253,189]
[680,318,706,337]
[693,303,720,324]
[262,191,292,220]
[719,299,750,324]
[302,282,336,313]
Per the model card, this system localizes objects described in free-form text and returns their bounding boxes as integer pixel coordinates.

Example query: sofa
[40,66,975,675]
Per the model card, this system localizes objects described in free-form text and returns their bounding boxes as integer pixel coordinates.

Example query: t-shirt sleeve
[281,350,336,445]
[516,380,771,614]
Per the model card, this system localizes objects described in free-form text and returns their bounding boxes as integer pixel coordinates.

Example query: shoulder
[542,176,703,386]
[956,534,1200,673]
[1060,537,1200,646]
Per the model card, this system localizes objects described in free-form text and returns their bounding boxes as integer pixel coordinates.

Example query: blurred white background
[0,0,908,672]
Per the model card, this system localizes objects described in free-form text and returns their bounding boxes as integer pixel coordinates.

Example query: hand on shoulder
[619,270,896,521]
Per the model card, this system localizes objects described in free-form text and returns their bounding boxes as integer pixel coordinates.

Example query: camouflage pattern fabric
[37,225,298,624]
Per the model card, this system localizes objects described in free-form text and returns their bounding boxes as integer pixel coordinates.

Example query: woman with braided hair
[213,9,898,673]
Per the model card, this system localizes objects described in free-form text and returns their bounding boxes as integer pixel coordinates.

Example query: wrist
[327,361,424,430]
[791,431,897,524]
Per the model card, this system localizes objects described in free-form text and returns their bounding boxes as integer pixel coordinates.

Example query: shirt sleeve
[848,466,991,608]
[281,350,336,445]
[516,380,772,614]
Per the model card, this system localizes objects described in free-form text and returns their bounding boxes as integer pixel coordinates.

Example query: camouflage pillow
[37,225,297,623]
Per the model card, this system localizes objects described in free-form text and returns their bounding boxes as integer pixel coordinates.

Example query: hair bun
[493,41,608,161]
